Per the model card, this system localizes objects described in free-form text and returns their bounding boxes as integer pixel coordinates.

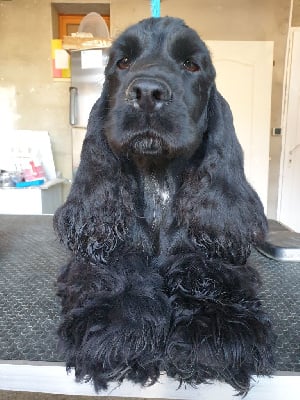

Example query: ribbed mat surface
[0,215,65,362]
[0,215,299,372]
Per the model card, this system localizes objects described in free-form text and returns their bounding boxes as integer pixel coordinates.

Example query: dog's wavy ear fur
[53,82,134,263]
[177,86,268,264]
[54,82,267,265]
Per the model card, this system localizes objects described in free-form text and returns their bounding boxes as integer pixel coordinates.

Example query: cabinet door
[207,41,274,212]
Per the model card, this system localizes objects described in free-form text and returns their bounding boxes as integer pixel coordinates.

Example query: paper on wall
[54,49,70,69]
[81,49,103,69]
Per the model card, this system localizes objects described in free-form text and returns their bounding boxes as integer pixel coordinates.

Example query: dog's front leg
[160,253,275,395]
[57,252,171,391]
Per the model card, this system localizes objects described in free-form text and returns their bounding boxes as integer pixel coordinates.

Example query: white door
[207,41,274,212]
[278,30,300,232]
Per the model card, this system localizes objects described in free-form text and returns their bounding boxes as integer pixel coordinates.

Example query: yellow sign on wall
[51,39,70,78]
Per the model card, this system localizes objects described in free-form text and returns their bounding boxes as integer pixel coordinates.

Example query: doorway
[278,29,300,232]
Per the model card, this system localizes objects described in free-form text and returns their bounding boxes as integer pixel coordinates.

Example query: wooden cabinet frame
[59,14,110,38]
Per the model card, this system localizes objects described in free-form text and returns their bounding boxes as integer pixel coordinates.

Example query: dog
[54,16,275,395]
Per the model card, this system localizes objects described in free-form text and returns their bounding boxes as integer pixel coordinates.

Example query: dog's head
[103,17,216,162]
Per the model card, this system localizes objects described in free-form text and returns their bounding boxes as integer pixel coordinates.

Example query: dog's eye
[117,57,131,70]
[183,59,200,72]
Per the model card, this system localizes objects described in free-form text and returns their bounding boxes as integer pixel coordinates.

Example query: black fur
[54,17,275,395]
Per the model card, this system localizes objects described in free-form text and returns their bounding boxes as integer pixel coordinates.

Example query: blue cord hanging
[151,0,160,17]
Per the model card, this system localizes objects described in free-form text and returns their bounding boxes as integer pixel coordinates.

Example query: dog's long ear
[177,86,268,263]
[53,83,135,263]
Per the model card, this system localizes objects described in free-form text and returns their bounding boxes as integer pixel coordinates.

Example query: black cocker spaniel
[54,17,275,395]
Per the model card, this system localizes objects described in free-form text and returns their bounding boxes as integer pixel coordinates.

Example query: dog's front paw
[58,255,171,390]
[161,254,275,395]
[164,300,274,395]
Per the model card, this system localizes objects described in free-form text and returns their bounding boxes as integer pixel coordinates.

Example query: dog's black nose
[126,78,172,112]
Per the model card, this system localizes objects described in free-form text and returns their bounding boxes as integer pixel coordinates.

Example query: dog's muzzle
[125,77,172,113]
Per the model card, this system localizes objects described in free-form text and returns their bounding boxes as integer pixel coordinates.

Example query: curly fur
[57,253,171,390]
[54,16,275,395]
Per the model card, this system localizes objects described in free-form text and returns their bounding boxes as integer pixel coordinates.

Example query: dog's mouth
[128,131,166,156]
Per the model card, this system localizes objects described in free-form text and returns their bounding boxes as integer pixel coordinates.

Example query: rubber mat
[0,215,65,362]
[0,215,299,373]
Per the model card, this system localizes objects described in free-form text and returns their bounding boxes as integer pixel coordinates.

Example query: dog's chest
[143,175,171,230]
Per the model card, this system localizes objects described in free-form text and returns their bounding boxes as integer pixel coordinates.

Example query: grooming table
[257,219,300,262]
[0,215,299,399]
